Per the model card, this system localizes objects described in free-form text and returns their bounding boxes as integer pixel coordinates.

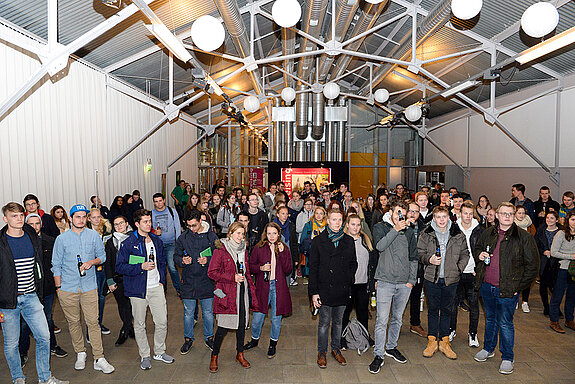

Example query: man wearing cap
[52,204,115,374]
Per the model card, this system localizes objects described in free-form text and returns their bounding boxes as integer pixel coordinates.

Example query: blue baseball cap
[70,204,90,217]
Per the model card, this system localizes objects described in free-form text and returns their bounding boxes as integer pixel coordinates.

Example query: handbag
[568,260,575,284]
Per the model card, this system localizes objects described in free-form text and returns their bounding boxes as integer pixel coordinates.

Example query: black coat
[533,198,561,227]
[39,213,60,238]
[308,230,358,306]
[534,225,560,280]
[104,233,132,285]
[174,226,219,300]
[0,224,44,308]
[40,234,56,297]
[246,209,269,252]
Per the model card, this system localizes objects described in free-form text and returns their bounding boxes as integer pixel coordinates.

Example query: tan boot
[565,320,575,331]
[550,321,565,333]
[423,336,438,358]
[439,336,457,359]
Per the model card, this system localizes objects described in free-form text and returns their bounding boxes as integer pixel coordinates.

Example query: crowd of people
[1,180,575,383]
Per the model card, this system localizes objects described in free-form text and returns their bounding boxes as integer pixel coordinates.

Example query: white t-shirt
[146,240,160,289]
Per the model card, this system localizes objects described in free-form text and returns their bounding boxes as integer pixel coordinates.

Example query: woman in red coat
[243,222,293,358]
[207,222,258,373]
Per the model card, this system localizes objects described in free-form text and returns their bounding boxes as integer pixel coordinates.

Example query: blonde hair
[496,202,516,213]
[88,208,112,235]
[227,221,246,238]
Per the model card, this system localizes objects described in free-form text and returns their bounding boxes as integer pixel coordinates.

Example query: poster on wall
[281,167,331,197]
[249,168,264,190]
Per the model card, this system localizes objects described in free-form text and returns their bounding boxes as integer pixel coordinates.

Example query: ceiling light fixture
[516,25,575,64]
[281,87,296,103]
[191,15,226,52]
[521,2,559,38]
[404,104,423,122]
[323,82,340,100]
[451,0,482,20]
[145,23,192,63]
[272,0,302,28]
[374,88,390,103]
[244,95,260,113]
[440,80,480,98]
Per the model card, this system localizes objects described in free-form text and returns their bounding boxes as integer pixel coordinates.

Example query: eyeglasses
[498,212,514,217]
[408,210,420,214]
[113,221,126,227]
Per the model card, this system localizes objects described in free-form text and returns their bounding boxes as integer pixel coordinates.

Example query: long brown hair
[564,210,575,242]
[256,222,287,249]
[51,205,70,224]
[344,213,373,251]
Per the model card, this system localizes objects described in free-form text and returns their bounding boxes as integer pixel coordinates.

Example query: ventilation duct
[311,91,325,140]
[282,28,296,87]
[296,0,329,82]
[296,86,309,139]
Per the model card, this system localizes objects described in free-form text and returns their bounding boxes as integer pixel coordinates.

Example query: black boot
[115,330,129,346]
[128,328,135,339]
[267,339,277,359]
[243,338,259,351]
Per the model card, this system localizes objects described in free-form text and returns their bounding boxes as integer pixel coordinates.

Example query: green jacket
[472,223,539,298]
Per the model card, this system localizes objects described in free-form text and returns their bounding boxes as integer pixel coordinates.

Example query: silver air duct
[296,86,309,140]
[282,29,296,87]
[296,0,329,82]
[336,98,346,161]
[311,92,325,140]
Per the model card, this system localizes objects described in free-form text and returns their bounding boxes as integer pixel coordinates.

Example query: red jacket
[208,244,258,315]
[249,243,292,316]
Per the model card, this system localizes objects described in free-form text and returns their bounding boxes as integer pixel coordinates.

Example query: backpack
[342,318,370,355]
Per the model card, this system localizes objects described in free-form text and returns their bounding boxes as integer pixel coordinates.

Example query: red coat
[208,245,258,315]
[249,243,293,316]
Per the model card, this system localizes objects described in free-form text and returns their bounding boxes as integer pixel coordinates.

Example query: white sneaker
[522,302,530,313]
[74,352,87,370]
[468,333,479,348]
[449,330,456,342]
[289,278,298,286]
[94,357,115,374]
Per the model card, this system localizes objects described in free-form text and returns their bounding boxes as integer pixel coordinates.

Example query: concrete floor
[2,281,575,384]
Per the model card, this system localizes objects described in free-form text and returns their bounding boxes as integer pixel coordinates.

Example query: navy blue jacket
[174,224,219,300]
[116,232,167,299]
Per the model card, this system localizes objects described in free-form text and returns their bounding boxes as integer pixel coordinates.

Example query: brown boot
[236,352,251,368]
[317,352,327,368]
[565,320,575,331]
[438,336,457,359]
[331,350,347,366]
[209,355,218,373]
[550,321,565,333]
[410,325,427,338]
[423,336,438,358]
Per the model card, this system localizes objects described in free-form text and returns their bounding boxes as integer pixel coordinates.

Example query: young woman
[363,194,376,232]
[251,188,265,211]
[300,207,327,279]
[199,197,213,228]
[209,194,223,237]
[207,222,258,372]
[486,208,498,228]
[244,223,293,358]
[476,195,492,226]
[109,195,127,221]
[123,194,137,227]
[549,210,575,334]
[371,194,389,229]
[327,200,343,213]
[51,205,70,233]
[185,193,200,218]
[217,193,239,236]
[350,200,373,241]
[180,184,193,209]
[287,191,304,213]
[535,211,561,317]
[515,205,537,313]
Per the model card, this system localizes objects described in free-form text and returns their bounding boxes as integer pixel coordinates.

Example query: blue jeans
[317,305,346,353]
[480,282,519,361]
[425,279,458,339]
[183,298,214,341]
[251,280,283,341]
[1,293,51,382]
[20,294,57,355]
[374,282,412,358]
[164,242,180,293]
[550,269,575,322]
[96,268,107,325]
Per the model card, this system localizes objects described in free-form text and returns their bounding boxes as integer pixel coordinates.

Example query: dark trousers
[540,280,553,313]
[425,279,457,339]
[409,274,424,326]
[450,273,479,335]
[521,286,531,303]
[212,284,246,355]
[112,282,133,332]
[550,269,575,322]
[342,284,369,334]
[20,294,56,356]
[318,305,345,353]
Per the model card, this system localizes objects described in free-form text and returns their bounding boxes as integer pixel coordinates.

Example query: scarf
[312,219,326,238]
[275,218,290,244]
[113,231,131,249]
[327,226,345,247]
[221,238,246,264]
[515,215,532,231]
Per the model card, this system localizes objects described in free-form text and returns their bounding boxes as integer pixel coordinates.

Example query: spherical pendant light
[521,2,559,38]
[404,104,423,122]
[451,0,483,20]
[191,15,226,52]
[272,0,302,28]
[280,87,296,103]
[365,0,386,4]
[374,88,390,104]
[322,82,340,100]
[244,96,260,113]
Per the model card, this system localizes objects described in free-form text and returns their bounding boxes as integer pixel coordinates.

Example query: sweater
[550,230,575,270]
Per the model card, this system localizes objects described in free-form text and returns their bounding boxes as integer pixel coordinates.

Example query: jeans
[251,280,283,341]
[164,242,180,293]
[425,279,457,339]
[20,294,57,356]
[317,305,346,353]
[450,273,480,335]
[374,282,412,358]
[480,282,519,361]
[96,268,107,325]
[342,283,369,336]
[1,293,51,382]
[183,298,214,341]
[550,269,575,322]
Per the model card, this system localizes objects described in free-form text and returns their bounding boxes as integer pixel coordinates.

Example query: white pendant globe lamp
[280,87,296,103]
[404,104,423,122]
[322,82,340,100]
[451,0,483,20]
[521,2,559,38]
[365,0,386,4]
[374,88,390,103]
[272,0,302,28]
[191,15,226,52]
[243,96,260,113]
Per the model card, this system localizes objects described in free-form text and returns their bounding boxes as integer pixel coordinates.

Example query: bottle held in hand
[149,246,155,263]
[484,245,491,265]
[238,262,244,276]
[370,292,377,308]
[77,255,86,277]
[263,264,270,282]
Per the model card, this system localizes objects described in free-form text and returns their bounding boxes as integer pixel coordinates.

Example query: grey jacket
[372,215,418,286]
[418,223,469,286]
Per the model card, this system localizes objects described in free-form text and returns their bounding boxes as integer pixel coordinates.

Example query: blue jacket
[116,232,166,299]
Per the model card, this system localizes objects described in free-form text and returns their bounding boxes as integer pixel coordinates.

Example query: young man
[415,192,433,226]
[276,182,289,202]
[263,183,277,213]
[23,194,60,238]
[309,209,357,368]
[132,190,145,211]
[171,180,187,220]
[439,191,451,208]
[334,183,348,202]
[151,193,182,294]
[406,202,427,338]
[246,193,269,252]
[116,209,174,370]
[174,210,218,354]
[301,181,315,200]
[451,194,464,222]
[510,184,536,222]
[52,204,114,374]
[450,202,483,347]
[320,190,332,210]
[418,206,469,360]
[533,186,560,227]
[274,206,299,286]
[473,202,538,375]
[90,196,110,220]
[559,191,575,225]
[369,201,417,373]
[1,203,68,384]
[20,214,68,362]
[342,192,353,213]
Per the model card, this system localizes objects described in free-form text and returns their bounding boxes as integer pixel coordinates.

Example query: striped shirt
[7,233,36,294]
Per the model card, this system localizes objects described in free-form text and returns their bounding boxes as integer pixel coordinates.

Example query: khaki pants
[57,289,104,359]
[130,285,168,358]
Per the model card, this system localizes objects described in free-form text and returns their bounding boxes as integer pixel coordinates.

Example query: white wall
[0,41,198,212]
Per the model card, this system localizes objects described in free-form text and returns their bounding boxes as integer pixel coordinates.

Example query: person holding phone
[243,222,293,358]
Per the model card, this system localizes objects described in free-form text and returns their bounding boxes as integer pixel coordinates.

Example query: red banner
[249,168,264,190]
[281,167,331,197]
